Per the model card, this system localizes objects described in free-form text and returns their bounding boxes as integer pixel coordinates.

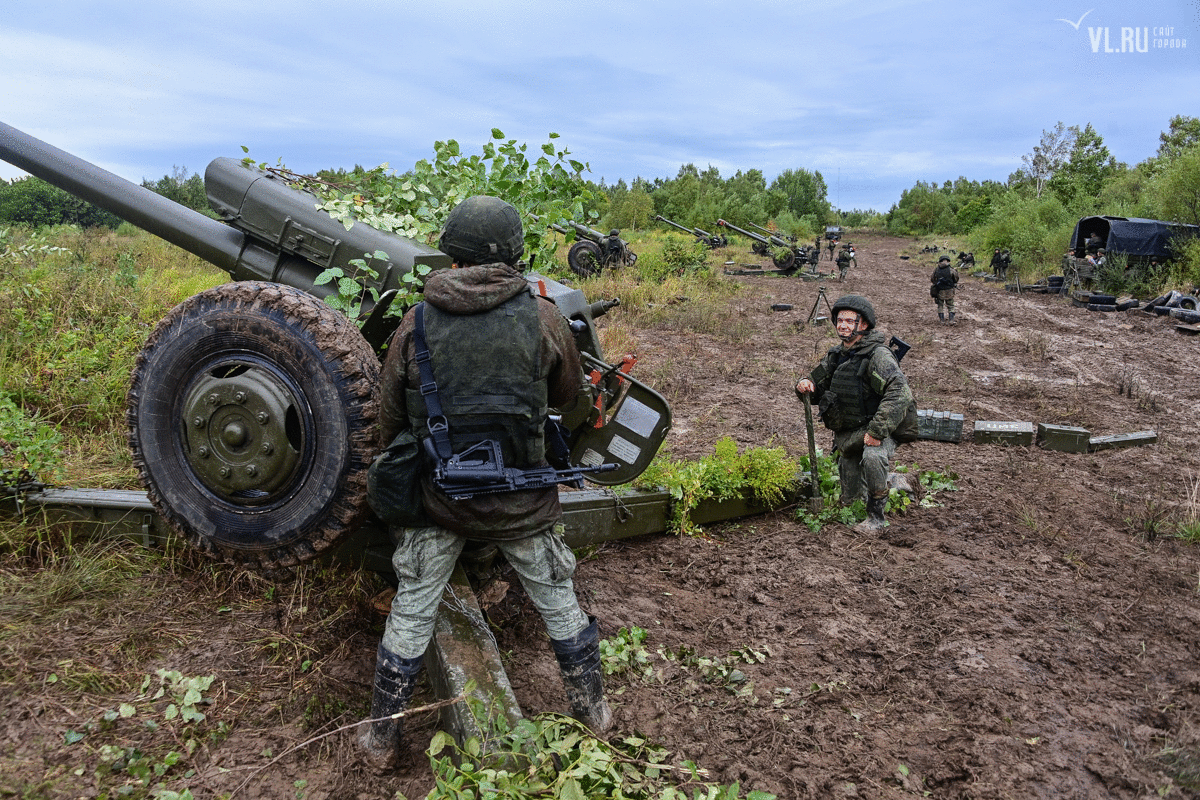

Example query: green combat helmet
[831,294,876,329]
[438,195,525,266]
[938,254,951,264]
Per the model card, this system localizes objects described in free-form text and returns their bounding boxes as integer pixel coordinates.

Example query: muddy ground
[4,233,1200,799]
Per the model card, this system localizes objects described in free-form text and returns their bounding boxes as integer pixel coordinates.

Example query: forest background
[4,114,1200,300]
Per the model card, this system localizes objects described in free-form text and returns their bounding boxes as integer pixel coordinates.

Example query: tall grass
[1,225,225,486]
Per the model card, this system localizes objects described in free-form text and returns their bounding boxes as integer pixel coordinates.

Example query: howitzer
[563,220,638,278]
[0,121,671,570]
[653,214,727,248]
[747,221,797,243]
[716,218,799,272]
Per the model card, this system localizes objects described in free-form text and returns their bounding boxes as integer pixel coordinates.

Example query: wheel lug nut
[260,442,274,455]
[257,411,270,424]
[193,417,205,427]
[234,391,247,404]
[245,464,258,477]
[197,446,210,458]
[218,466,231,478]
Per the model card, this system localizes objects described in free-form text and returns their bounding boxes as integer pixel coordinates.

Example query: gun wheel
[127,282,380,571]
[568,240,603,278]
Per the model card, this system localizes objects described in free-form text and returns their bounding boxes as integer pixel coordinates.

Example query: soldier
[360,195,612,772]
[835,243,853,280]
[827,236,838,261]
[602,228,624,264]
[989,248,1004,279]
[930,254,959,324]
[794,295,915,533]
[1084,231,1103,256]
[999,249,1012,280]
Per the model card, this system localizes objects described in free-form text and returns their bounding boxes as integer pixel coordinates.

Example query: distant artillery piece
[653,214,727,249]
[716,218,800,272]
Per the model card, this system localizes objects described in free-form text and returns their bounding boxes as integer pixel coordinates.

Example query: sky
[1,0,1198,213]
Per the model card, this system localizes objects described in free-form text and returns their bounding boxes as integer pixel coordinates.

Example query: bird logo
[1056,9,1094,29]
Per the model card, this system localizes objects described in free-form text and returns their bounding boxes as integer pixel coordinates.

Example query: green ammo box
[973,420,1034,446]
[917,409,964,443]
[1088,430,1159,452]
[1036,423,1091,454]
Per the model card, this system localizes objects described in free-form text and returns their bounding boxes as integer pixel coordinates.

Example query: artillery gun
[556,220,638,278]
[0,121,671,571]
[716,218,801,272]
[653,214,727,249]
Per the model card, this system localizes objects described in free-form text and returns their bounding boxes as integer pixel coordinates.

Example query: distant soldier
[601,229,623,263]
[827,237,838,261]
[989,248,1004,279]
[999,250,1012,280]
[930,254,959,324]
[835,245,854,280]
[1084,232,1103,256]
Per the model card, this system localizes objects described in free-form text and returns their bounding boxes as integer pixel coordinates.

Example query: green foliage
[600,626,653,681]
[605,187,656,230]
[768,168,831,221]
[249,129,593,301]
[793,454,958,531]
[423,700,775,800]
[1156,144,1200,227]
[1047,123,1122,208]
[0,177,122,228]
[140,166,208,214]
[635,438,798,536]
[64,669,222,800]
[967,191,1075,277]
[0,395,64,486]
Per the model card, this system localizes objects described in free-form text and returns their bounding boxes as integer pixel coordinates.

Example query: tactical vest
[404,290,548,468]
[818,342,888,433]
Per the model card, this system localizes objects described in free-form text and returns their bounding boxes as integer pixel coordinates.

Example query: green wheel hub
[182,359,304,501]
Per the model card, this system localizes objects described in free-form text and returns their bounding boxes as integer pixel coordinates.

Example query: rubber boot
[937,312,945,323]
[948,311,957,325]
[358,644,423,773]
[853,492,889,533]
[550,616,614,733]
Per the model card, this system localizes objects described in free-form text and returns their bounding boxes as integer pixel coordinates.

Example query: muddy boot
[937,312,944,323]
[358,644,423,773]
[853,492,889,533]
[550,616,613,733]
[948,312,956,325]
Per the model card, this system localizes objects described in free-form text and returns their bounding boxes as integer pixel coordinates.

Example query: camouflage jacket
[378,264,581,538]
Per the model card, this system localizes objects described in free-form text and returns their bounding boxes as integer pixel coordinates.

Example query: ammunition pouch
[367,429,431,528]
[817,391,845,432]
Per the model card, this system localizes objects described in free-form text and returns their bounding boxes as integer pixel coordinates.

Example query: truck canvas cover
[1070,216,1200,260]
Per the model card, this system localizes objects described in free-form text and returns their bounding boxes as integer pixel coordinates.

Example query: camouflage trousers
[381,522,589,659]
[935,296,956,314]
[833,427,897,502]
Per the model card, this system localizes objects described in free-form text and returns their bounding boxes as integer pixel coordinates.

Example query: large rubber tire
[773,250,797,272]
[568,240,603,278]
[127,282,380,570]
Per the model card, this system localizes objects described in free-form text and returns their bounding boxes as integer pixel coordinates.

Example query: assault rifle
[425,438,619,501]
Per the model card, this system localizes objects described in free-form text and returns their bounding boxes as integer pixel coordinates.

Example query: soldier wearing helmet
[360,195,611,772]
[794,295,915,533]
[931,254,959,324]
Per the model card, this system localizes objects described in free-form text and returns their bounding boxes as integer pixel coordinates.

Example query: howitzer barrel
[717,218,770,245]
[654,214,693,235]
[0,120,245,271]
[0,122,450,337]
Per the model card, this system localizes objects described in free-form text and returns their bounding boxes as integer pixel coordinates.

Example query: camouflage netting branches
[246,130,594,273]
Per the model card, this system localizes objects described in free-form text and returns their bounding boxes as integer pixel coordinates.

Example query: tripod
[807,285,834,324]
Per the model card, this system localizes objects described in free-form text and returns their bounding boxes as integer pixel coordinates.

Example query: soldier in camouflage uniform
[359,196,612,772]
[930,254,959,324]
[794,295,914,533]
